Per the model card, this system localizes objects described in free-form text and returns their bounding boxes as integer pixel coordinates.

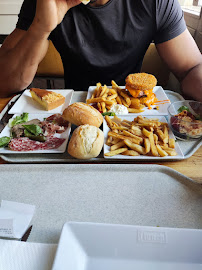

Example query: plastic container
[168,100,202,140]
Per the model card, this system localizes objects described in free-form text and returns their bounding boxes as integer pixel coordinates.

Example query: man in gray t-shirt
[0,0,201,101]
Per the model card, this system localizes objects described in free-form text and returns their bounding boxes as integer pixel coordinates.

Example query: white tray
[8,89,74,114]
[0,164,201,244]
[52,222,202,270]
[0,91,201,163]
[103,115,184,160]
[0,113,71,154]
[87,85,171,115]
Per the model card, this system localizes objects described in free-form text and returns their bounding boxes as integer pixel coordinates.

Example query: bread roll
[80,0,90,4]
[68,124,104,159]
[62,102,103,128]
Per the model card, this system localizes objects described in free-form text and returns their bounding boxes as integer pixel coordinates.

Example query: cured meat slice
[45,114,69,127]
[41,114,69,135]
[41,121,65,136]
[9,136,65,151]
[44,136,66,150]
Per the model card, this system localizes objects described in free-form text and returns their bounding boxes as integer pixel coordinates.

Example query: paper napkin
[0,239,57,270]
[0,200,35,239]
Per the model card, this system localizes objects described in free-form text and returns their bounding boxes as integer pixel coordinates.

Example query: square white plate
[103,115,184,160]
[8,89,74,114]
[0,113,71,154]
[52,222,202,270]
[86,86,170,115]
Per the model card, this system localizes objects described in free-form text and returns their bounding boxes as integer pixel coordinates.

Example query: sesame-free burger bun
[125,73,157,91]
[68,124,104,159]
[62,102,103,128]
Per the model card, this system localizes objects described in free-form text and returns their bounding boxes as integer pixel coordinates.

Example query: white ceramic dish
[8,89,74,114]
[103,115,184,160]
[86,86,170,115]
[52,222,202,270]
[0,113,71,154]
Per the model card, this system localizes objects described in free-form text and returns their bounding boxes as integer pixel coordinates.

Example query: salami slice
[9,136,65,151]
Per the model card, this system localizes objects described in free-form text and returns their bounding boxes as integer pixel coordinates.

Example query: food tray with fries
[86,82,171,116]
[103,115,184,160]
[0,90,201,164]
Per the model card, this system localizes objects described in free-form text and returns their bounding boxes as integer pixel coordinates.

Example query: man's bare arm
[0,28,49,97]
[0,0,81,98]
[156,29,202,102]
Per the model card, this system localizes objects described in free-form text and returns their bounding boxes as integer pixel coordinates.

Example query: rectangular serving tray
[52,222,202,270]
[0,164,201,244]
[0,91,201,163]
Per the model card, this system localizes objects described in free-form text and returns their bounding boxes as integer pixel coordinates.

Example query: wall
[184,9,202,52]
[0,0,23,34]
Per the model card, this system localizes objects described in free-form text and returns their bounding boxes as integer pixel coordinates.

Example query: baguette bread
[68,124,104,159]
[62,102,103,128]
[30,88,65,111]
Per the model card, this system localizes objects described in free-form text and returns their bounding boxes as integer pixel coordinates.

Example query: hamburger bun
[126,73,157,91]
[125,73,158,109]
[62,102,103,128]
[68,124,104,159]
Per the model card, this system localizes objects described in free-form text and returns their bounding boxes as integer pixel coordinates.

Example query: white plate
[8,89,74,114]
[52,222,202,270]
[0,113,71,154]
[103,115,184,160]
[86,86,170,115]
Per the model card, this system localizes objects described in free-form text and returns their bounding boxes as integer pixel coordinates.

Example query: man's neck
[89,0,110,7]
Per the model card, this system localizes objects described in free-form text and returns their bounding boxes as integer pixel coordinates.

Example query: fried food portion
[86,81,144,113]
[125,73,157,91]
[104,115,177,158]
[86,73,160,113]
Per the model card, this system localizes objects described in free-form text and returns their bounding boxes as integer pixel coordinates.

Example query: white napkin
[0,200,35,239]
[0,239,57,270]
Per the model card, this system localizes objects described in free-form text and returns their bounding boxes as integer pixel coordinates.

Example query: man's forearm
[0,25,49,97]
[181,62,202,102]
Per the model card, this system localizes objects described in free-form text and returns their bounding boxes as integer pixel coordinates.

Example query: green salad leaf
[8,112,29,127]
[0,136,10,147]
[177,106,190,113]
[24,129,46,142]
[23,124,43,136]
[102,112,116,116]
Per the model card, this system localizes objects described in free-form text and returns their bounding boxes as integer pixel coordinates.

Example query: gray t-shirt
[16,0,186,90]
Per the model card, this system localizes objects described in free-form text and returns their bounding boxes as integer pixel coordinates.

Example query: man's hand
[32,0,81,35]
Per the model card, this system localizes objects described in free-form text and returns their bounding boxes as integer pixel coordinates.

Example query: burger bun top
[125,73,157,91]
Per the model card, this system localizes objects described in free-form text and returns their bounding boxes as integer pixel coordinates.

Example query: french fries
[122,149,140,156]
[104,116,177,158]
[104,148,128,157]
[86,81,145,114]
[124,139,146,155]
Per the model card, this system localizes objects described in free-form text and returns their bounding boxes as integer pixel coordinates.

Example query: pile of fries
[105,115,177,157]
[86,81,144,114]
